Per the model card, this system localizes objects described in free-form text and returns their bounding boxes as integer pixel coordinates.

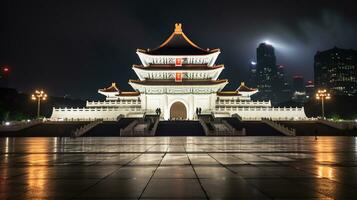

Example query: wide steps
[156,121,205,136]
[281,122,347,136]
[223,118,283,136]
[83,118,136,137]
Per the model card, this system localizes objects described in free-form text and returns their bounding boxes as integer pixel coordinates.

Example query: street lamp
[315,89,330,119]
[31,90,47,118]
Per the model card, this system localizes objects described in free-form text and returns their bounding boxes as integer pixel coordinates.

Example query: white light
[251,61,257,65]
[27,119,31,122]
[264,40,272,45]
[5,122,10,126]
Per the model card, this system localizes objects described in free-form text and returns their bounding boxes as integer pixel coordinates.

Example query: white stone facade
[50,24,308,121]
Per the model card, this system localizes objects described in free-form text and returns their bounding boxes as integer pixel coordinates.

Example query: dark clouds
[1,0,356,99]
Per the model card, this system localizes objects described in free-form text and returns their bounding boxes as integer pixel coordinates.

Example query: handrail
[150,117,160,136]
[262,118,296,136]
[222,120,236,134]
[198,118,210,136]
[232,113,242,121]
[120,119,139,136]
[71,120,102,138]
[317,119,357,130]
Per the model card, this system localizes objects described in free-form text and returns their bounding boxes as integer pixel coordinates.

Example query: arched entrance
[170,102,187,120]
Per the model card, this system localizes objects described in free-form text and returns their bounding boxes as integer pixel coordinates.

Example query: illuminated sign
[175,72,182,82]
[175,58,182,66]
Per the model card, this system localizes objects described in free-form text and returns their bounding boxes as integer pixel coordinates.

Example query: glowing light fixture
[31,90,48,118]
[315,89,331,119]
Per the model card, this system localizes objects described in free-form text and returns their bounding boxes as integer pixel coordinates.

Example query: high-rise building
[247,61,257,88]
[276,65,291,102]
[305,80,314,99]
[314,47,357,96]
[256,43,278,102]
[292,75,304,92]
[291,75,307,103]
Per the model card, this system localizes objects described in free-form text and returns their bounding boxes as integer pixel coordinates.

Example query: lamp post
[315,89,330,120]
[31,90,47,118]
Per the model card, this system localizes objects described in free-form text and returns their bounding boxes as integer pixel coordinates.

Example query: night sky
[1,0,357,100]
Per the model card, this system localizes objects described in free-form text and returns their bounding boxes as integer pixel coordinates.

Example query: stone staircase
[155,121,205,136]
[262,118,296,136]
[120,116,159,136]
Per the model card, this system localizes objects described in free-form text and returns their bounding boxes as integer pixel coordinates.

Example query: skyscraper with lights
[314,47,357,96]
[256,43,279,103]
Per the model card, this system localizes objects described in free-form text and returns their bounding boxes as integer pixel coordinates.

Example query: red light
[175,72,182,82]
[3,67,9,72]
[175,58,182,66]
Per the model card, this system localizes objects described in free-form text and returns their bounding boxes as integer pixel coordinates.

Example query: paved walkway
[1,136,357,199]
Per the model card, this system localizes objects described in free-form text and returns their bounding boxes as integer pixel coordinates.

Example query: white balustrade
[86,100,142,107]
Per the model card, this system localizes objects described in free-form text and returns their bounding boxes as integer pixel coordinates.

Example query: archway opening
[170,102,187,120]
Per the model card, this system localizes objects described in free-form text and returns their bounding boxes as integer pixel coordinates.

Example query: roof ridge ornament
[174,23,182,34]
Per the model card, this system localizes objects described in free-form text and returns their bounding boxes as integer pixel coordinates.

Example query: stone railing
[53,107,142,112]
[150,117,160,136]
[86,100,141,107]
[216,100,271,107]
[199,117,245,136]
[120,117,158,137]
[71,120,102,138]
[221,120,245,135]
[262,118,296,136]
[232,113,243,121]
[214,106,308,121]
[51,107,144,121]
[120,119,139,136]
[216,106,304,112]
[198,118,210,136]
[318,119,357,130]
[0,119,42,132]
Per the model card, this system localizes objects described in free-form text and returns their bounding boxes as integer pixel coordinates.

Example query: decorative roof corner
[98,82,120,93]
[237,82,258,93]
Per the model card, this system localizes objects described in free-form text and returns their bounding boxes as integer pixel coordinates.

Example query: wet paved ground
[1,136,357,199]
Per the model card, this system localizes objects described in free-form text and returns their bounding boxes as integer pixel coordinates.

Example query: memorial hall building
[51,24,307,121]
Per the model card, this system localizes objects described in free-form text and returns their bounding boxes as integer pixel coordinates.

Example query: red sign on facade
[175,72,182,82]
[175,58,182,66]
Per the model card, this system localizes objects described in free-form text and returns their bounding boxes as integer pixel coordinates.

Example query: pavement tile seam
[185,149,210,199]
[207,153,274,199]
[138,146,168,199]
[70,144,158,199]
[251,156,343,199]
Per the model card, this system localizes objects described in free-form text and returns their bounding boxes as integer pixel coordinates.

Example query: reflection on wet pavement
[1,136,357,199]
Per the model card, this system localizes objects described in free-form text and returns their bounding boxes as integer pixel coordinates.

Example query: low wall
[215,107,308,121]
[50,107,142,121]
[86,100,141,107]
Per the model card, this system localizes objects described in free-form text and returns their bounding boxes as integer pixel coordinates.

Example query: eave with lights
[51,23,307,121]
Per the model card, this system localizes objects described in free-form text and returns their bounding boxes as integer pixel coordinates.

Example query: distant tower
[276,65,291,102]
[314,47,357,96]
[305,80,314,99]
[256,43,278,102]
[292,75,304,92]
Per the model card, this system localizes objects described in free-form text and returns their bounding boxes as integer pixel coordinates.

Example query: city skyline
[1,0,357,99]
